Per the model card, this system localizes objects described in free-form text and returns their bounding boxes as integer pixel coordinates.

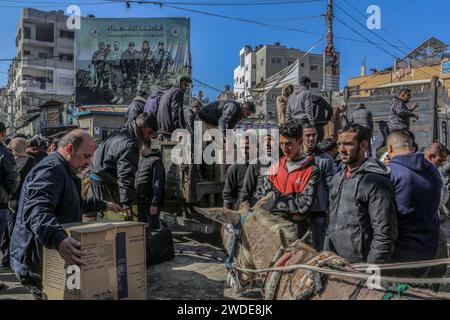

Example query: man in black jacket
[0,121,20,269]
[223,135,250,210]
[10,130,121,299]
[325,124,398,264]
[135,146,165,230]
[197,100,255,135]
[157,76,192,140]
[125,90,149,126]
[89,113,158,220]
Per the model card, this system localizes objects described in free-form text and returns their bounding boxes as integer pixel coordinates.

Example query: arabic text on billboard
[75,17,191,106]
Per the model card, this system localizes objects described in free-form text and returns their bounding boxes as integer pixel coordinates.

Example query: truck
[344,76,450,149]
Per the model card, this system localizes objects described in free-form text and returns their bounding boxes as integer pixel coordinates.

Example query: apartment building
[233,42,324,117]
[5,8,75,127]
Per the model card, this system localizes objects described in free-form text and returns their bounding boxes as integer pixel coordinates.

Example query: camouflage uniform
[91,45,110,91]
[137,48,154,94]
[106,48,124,103]
[121,46,139,95]
[152,47,174,86]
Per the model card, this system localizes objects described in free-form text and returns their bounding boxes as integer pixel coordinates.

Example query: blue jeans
[310,216,327,251]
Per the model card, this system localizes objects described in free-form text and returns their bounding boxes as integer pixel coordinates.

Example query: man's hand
[411,103,419,111]
[123,208,134,221]
[149,206,159,216]
[58,237,85,267]
[157,134,165,142]
[106,202,122,212]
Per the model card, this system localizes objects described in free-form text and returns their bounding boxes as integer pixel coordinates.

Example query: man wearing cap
[285,76,314,125]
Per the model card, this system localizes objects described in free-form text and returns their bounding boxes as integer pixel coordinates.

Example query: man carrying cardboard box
[10,130,122,300]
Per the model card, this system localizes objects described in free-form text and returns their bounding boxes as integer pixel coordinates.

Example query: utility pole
[325,0,334,58]
[323,0,339,100]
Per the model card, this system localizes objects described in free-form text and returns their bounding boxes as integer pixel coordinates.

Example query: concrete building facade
[5,8,75,128]
[233,42,324,117]
[347,37,450,98]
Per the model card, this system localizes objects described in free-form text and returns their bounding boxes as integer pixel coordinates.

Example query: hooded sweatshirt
[276,84,293,124]
[326,158,398,263]
[285,85,314,124]
[389,153,441,262]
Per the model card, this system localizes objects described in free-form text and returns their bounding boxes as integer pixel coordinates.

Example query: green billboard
[75,17,191,106]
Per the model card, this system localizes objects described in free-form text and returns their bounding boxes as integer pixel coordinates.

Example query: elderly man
[10,130,122,299]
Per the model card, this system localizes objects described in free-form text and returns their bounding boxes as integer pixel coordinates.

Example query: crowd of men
[0,74,259,299]
[223,80,449,287]
[0,72,448,299]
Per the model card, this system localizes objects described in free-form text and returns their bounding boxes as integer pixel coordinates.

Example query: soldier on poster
[152,41,174,86]
[91,42,110,91]
[121,42,140,95]
[137,40,154,94]
[106,41,125,104]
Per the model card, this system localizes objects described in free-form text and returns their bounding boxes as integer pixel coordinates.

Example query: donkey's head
[195,192,294,293]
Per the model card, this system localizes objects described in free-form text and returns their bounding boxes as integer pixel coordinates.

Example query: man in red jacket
[254,119,320,240]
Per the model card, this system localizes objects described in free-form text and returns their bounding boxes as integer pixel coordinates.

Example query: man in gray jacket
[350,103,373,137]
[302,123,335,250]
[285,76,314,125]
[325,123,397,263]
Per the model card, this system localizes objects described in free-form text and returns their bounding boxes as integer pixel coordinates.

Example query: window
[311,82,319,89]
[59,53,73,62]
[245,65,248,71]
[24,27,31,39]
[252,64,256,70]
[251,81,256,86]
[23,50,31,56]
[311,65,319,72]
[260,58,264,66]
[60,30,74,39]
[301,63,305,67]
[260,77,264,83]
[245,81,248,88]
[270,56,282,64]
[288,59,296,66]
[38,52,48,59]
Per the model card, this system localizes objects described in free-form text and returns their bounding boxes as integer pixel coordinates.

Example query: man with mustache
[10,130,122,299]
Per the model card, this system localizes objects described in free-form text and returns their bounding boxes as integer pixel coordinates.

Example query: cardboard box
[42,221,147,300]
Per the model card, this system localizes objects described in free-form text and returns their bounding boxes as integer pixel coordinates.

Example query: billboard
[75,17,191,106]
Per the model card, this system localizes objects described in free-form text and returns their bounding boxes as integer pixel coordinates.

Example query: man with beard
[121,42,140,94]
[137,41,153,94]
[106,41,124,104]
[89,113,158,220]
[325,124,397,263]
[10,130,122,299]
[91,41,110,91]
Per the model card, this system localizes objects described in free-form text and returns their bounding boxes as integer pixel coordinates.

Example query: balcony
[20,79,54,92]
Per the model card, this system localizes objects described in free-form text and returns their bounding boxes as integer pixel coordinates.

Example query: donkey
[196,193,450,300]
